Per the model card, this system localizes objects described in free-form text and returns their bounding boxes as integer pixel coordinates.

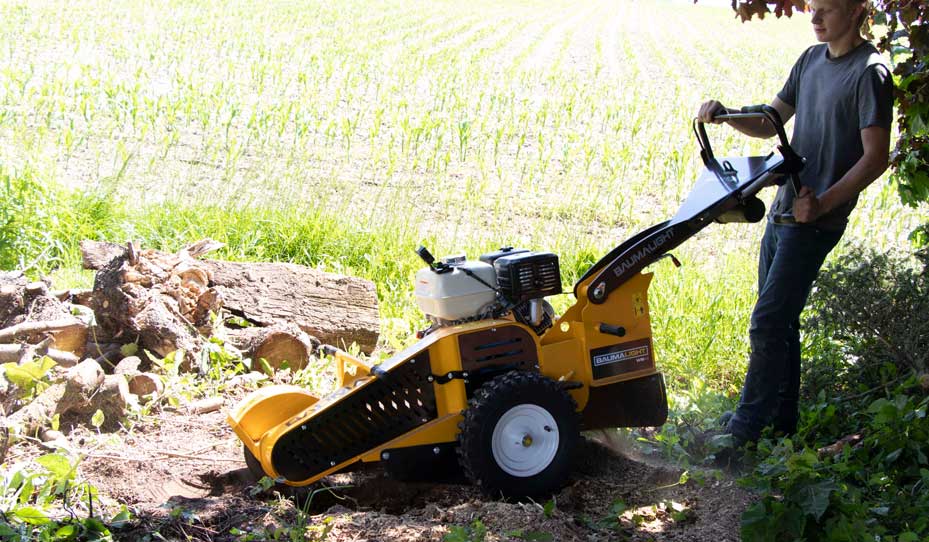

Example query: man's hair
[847,0,870,29]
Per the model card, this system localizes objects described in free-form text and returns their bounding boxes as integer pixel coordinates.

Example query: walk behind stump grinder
[227,106,804,498]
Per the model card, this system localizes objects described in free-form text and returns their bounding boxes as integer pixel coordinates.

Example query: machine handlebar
[694,104,803,224]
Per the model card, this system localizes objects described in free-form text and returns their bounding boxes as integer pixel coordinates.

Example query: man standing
[697,0,894,445]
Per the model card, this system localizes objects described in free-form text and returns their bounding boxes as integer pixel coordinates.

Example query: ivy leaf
[54,524,77,538]
[36,453,74,481]
[790,480,837,520]
[739,501,771,539]
[82,517,110,535]
[120,342,138,357]
[12,506,50,525]
[111,505,132,527]
[2,356,57,393]
[884,448,903,464]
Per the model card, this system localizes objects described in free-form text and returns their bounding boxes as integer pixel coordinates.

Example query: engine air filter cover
[479,247,529,266]
[494,252,562,303]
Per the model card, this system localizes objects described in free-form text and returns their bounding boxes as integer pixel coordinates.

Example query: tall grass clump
[0,164,67,272]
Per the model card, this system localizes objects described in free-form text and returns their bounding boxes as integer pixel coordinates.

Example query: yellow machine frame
[228,269,663,487]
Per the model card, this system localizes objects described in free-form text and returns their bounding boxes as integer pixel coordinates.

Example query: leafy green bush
[740,248,929,541]
[741,380,929,542]
[803,246,928,399]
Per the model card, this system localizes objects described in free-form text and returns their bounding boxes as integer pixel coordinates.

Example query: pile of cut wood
[0,239,379,460]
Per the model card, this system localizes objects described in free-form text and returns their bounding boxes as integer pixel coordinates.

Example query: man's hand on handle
[698,101,729,124]
[792,186,821,223]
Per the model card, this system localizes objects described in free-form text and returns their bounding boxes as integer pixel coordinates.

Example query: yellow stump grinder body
[228,106,802,498]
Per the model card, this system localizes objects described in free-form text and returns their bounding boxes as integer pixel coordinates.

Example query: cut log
[205,260,379,353]
[70,374,134,422]
[183,396,224,415]
[128,372,163,402]
[14,336,54,365]
[25,281,49,298]
[2,359,104,436]
[89,247,216,368]
[71,289,95,307]
[0,319,89,357]
[0,344,79,367]
[224,322,317,373]
[114,356,143,375]
[39,428,71,451]
[82,240,380,354]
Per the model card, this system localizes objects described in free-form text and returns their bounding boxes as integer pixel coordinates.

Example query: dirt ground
[22,397,755,542]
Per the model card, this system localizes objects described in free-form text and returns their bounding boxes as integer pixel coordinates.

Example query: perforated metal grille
[271,352,437,482]
[495,253,562,303]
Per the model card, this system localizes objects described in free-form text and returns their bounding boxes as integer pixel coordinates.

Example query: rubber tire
[243,445,267,481]
[457,371,579,499]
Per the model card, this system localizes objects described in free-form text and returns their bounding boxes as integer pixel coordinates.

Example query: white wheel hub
[491,404,559,477]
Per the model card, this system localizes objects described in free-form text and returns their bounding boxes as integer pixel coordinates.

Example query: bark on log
[0,272,27,328]
[2,359,104,435]
[205,260,379,353]
[81,240,380,354]
[224,322,317,372]
[0,344,79,367]
[0,319,88,356]
[80,240,127,270]
[183,396,223,415]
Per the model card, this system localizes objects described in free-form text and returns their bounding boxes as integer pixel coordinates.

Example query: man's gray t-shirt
[772,42,894,230]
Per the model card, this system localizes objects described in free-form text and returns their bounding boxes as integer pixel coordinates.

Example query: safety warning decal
[590,338,653,380]
[633,292,646,318]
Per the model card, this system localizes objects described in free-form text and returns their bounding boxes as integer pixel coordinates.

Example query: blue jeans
[726,221,844,442]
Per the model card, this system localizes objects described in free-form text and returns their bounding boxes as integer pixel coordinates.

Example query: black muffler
[715,195,765,223]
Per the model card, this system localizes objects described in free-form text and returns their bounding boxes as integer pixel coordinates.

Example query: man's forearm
[818,152,889,215]
[723,112,777,139]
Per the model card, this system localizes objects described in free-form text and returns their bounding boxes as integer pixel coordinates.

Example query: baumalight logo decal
[593,344,650,367]
[590,337,653,379]
[612,227,675,277]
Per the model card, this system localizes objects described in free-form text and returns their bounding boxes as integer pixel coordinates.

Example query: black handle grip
[599,323,626,337]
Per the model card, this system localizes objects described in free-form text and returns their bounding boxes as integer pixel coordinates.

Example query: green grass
[1,0,923,393]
